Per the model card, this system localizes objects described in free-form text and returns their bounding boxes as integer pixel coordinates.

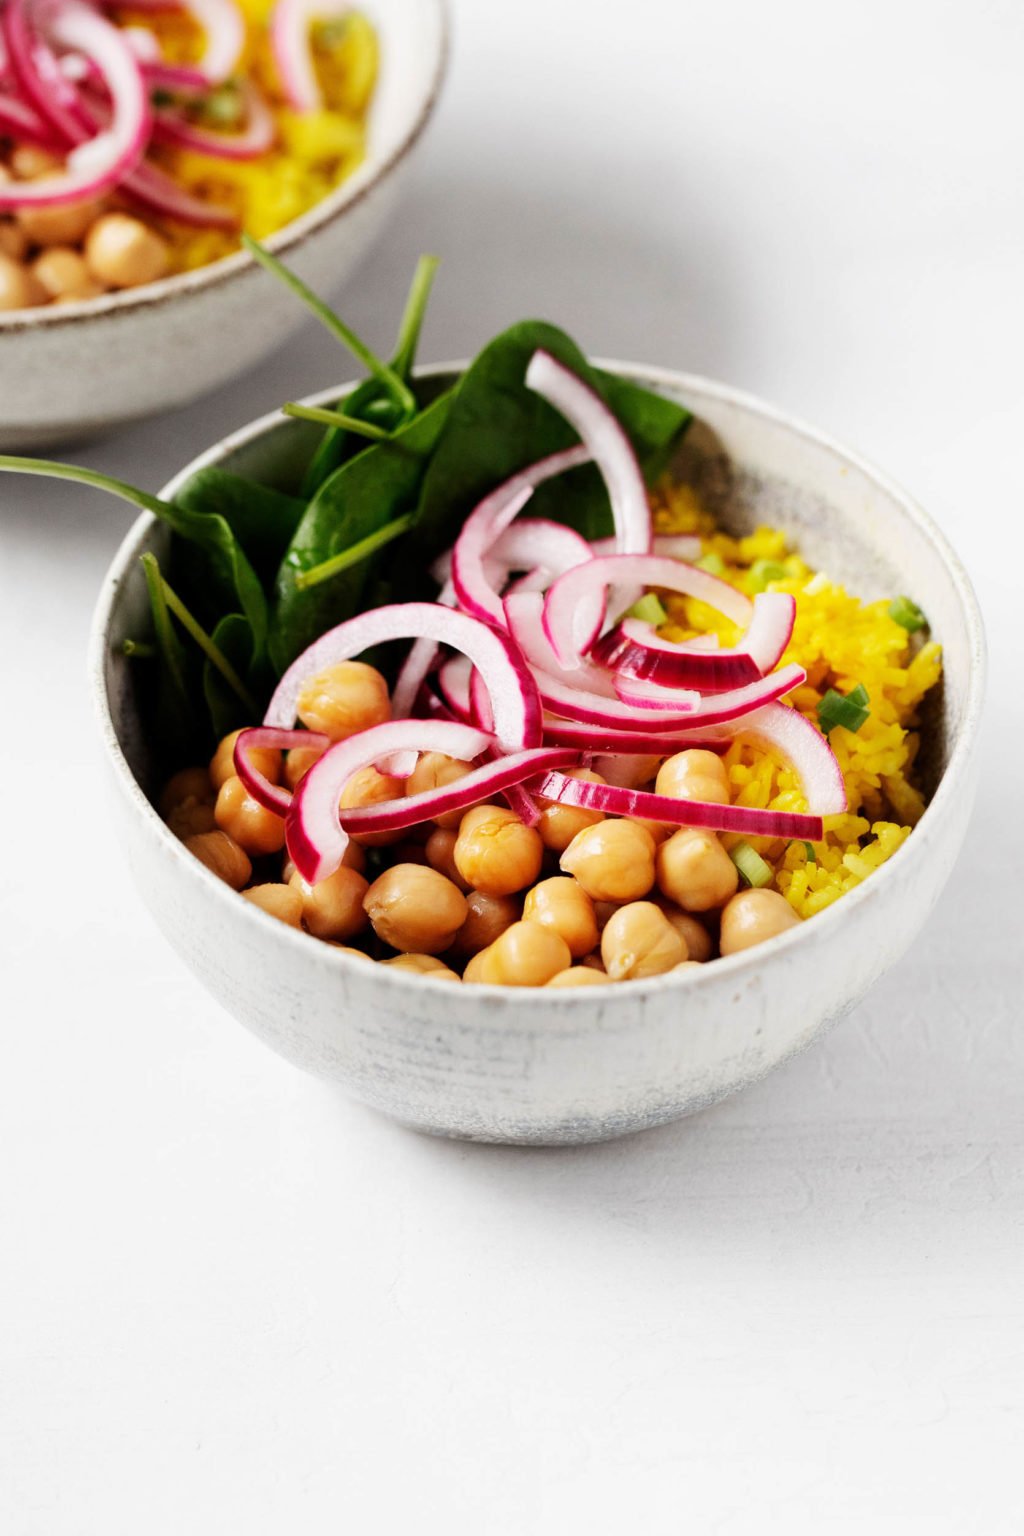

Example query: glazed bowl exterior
[90,364,986,1144]
[0,0,447,450]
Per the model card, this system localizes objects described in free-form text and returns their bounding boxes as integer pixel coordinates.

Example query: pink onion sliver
[152,80,276,160]
[0,90,63,145]
[543,720,734,754]
[729,702,847,816]
[596,592,796,691]
[338,748,579,835]
[266,602,543,753]
[123,157,238,227]
[390,578,456,721]
[287,720,492,884]
[233,726,329,816]
[436,654,474,723]
[542,553,753,671]
[538,662,805,731]
[525,771,825,841]
[526,350,652,560]
[450,446,591,626]
[590,533,702,562]
[270,0,347,110]
[504,591,619,699]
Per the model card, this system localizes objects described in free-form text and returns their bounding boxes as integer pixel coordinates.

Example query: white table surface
[2,1,1022,1530]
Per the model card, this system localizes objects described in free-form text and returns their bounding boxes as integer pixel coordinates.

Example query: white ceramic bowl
[0,0,447,450]
[90,364,986,1144]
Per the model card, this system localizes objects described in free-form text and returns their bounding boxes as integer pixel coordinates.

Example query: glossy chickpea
[295,660,390,742]
[655,748,731,806]
[600,901,686,980]
[283,742,326,791]
[160,766,216,839]
[546,967,613,988]
[17,198,101,248]
[454,804,543,896]
[425,827,472,891]
[284,840,365,883]
[363,865,468,954]
[289,865,369,942]
[559,818,656,903]
[84,212,169,287]
[215,775,286,857]
[581,953,608,972]
[0,221,28,261]
[671,961,704,974]
[210,728,281,792]
[10,145,62,179]
[242,883,303,927]
[522,876,598,960]
[404,752,475,829]
[0,252,45,310]
[381,954,461,981]
[656,827,738,912]
[461,949,492,984]
[31,246,102,301]
[473,921,571,987]
[339,765,404,846]
[536,768,606,853]
[450,891,521,957]
[658,904,714,962]
[719,888,800,955]
[185,830,251,890]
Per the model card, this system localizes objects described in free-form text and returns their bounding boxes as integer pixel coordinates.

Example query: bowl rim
[0,0,449,336]
[88,360,987,1001]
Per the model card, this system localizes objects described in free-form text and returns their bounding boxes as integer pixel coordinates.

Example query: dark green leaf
[203,614,257,739]
[172,466,306,589]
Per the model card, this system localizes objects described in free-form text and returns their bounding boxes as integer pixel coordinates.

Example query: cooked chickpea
[461,949,492,984]
[160,766,212,816]
[284,840,365,882]
[0,251,45,311]
[283,742,326,790]
[522,876,598,960]
[0,221,28,262]
[185,830,251,890]
[454,804,543,896]
[294,660,390,741]
[381,953,461,981]
[210,728,281,792]
[215,775,286,857]
[559,818,656,902]
[473,921,571,987]
[671,961,704,973]
[546,967,613,988]
[719,888,800,955]
[537,768,606,853]
[31,246,102,301]
[289,865,369,941]
[451,890,521,956]
[658,904,714,962]
[405,752,474,829]
[656,748,731,806]
[656,827,738,912]
[425,827,472,891]
[581,952,608,972]
[339,765,404,846]
[17,198,100,248]
[363,864,468,954]
[242,883,303,927]
[10,145,62,179]
[600,901,685,980]
[83,212,169,287]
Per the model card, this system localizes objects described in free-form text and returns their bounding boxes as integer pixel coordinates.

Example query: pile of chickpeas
[0,145,171,310]
[160,658,802,987]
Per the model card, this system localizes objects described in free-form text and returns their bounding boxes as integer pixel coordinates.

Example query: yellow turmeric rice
[653,481,943,919]
[119,2,378,272]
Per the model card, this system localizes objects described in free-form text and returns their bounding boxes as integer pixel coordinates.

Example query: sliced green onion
[801,841,817,863]
[625,592,668,626]
[293,512,415,592]
[696,551,725,575]
[730,841,773,888]
[748,558,788,592]
[889,595,928,633]
[817,683,870,734]
[282,402,390,439]
[241,235,417,420]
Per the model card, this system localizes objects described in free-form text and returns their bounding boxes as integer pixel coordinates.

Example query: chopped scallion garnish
[696,551,725,575]
[801,841,817,863]
[625,592,668,626]
[748,558,788,592]
[730,841,773,888]
[889,595,928,633]
[817,683,870,735]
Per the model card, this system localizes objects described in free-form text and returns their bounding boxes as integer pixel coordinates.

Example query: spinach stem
[294,513,414,591]
[391,254,440,380]
[282,402,389,439]
[0,455,168,516]
[146,559,259,715]
[140,554,189,702]
[122,639,157,659]
[242,234,417,420]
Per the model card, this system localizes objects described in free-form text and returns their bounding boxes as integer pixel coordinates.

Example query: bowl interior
[100,364,983,848]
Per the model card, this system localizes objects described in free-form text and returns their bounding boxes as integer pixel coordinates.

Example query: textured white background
[2,1,1022,1531]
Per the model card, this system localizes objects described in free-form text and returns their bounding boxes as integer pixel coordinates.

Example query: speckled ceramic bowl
[0,0,447,450]
[89,364,986,1144]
